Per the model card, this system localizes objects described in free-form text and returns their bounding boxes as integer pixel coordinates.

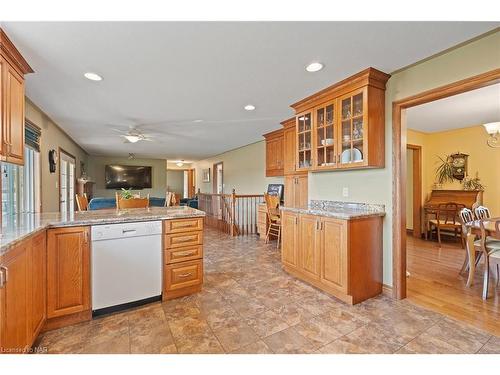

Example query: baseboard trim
[382,283,393,297]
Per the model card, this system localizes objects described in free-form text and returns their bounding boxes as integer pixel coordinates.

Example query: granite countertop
[280,200,386,220]
[0,206,205,256]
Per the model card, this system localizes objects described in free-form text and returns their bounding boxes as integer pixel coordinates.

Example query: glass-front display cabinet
[296,111,312,171]
[339,88,366,166]
[292,68,389,172]
[313,102,336,169]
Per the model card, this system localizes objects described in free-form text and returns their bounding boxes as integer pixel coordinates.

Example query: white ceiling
[1,22,498,160]
[407,83,500,132]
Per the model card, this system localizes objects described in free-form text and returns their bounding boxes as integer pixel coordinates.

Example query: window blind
[25,120,41,152]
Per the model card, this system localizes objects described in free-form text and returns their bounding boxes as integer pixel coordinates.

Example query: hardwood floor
[407,235,500,336]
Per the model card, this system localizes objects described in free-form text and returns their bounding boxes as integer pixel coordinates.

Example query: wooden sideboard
[0,28,34,166]
[291,68,390,173]
[281,209,383,305]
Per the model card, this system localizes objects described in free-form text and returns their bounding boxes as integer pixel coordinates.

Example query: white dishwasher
[91,221,162,316]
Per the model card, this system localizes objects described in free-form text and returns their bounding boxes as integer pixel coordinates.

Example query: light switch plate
[342,187,349,197]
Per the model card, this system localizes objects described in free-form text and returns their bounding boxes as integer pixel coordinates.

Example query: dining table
[465,217,500,297]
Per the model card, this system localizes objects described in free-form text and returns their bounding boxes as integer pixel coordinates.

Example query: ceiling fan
[110,126,154,143]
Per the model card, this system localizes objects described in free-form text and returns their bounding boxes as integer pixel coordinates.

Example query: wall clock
[450,152,468,181]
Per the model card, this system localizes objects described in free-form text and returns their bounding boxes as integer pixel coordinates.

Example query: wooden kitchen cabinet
[284,174,308,208]
[0,29,33,166]
[281,210,298,268]
[291,68,390,172]
[163,218,204,300]
[281,211,383,304]
[47,226,90,319]
[263,128,284,177]
[0,241,30,353]
[282,117,297,175]
[28,231,46,342]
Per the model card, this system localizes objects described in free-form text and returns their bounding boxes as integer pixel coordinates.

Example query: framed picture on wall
[202,168,210,182]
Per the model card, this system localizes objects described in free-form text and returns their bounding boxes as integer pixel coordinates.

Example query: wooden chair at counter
[75,193,88,211]
[165,192,175,207]
[115,192,150,209]
[264,193,281,249]
[428,202,465,247]
[479,219,500,299]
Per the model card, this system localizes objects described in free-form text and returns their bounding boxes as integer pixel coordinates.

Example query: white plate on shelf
[340,148,363,163]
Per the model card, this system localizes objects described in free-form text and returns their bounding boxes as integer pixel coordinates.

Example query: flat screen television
[105,165,152,190]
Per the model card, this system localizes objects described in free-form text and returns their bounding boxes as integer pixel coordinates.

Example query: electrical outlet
[342,187,349,197]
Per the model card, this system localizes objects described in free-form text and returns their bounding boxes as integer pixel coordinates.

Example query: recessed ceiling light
[84,72,103,81]
[244,104,256,111]
[193,119,203,123]
[305,62,323,72]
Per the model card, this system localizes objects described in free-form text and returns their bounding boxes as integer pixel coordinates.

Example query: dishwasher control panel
[91,221,162,241]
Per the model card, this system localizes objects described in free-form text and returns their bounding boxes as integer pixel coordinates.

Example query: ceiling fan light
[483,122,500,135]
[124,135,141,143]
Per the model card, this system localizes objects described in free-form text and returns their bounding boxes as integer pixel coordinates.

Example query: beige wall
[87,156,167,198]
[167,170,184,195]
[193,141,283,194]
[25,99,89,213]
[408,126,500,216]
[309,30,500,286]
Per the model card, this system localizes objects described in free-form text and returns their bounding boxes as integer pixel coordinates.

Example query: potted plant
[462,172,485,191]
[120,188,134,199]
[435,155,454,185]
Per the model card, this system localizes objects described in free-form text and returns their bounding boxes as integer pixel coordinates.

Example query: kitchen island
[0,206,205,353]
[280,200,385,305]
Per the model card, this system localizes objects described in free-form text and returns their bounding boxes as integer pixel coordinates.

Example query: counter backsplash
[309,200,385,213]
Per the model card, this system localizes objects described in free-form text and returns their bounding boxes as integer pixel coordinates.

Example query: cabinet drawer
[164,231,203,249]
[164,218,203,234]
[164,260,203,291]
[165,245,203,264]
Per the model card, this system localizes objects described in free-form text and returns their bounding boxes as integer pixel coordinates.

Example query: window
[1,120,41,216]
[1,146,41,215]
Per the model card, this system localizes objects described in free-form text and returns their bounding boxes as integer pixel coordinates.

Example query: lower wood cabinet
[47,226,90,319]
[0,230,47,353]
[281,210,382,304]
[0,241,30,353]
[163,218,204,300]
[29,232,47,342]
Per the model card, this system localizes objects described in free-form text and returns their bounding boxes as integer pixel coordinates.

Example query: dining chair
[474,206,491,220]
[264,193,281,249]
[458,208,482,275]
[116,192,150,209]
[429,202,465,247]
[479,219,500,299]
[75,193,89,211]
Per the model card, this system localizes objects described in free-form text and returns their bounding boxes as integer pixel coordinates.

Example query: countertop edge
[1,210,206,257]
[280,206,386,219]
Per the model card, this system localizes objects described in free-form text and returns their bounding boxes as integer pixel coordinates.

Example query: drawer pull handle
[176,237,195,243]
[178,272,193,278]
[175,223,195,228]
[177,250,197,257]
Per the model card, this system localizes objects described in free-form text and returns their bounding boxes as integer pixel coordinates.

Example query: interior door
[59,150,76,213]
[298,214,321,280]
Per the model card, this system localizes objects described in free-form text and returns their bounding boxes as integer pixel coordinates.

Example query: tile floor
[36,228,500,354]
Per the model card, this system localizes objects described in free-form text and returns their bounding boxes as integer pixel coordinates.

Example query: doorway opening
[393,68,500,335]
[166,168,196,202]
[213,162,223,194]
[59,148,76,213]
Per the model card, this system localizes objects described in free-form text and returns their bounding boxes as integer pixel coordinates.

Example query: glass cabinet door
[314,103,336,168]
[339,89,365,165]
[296,112,312,169]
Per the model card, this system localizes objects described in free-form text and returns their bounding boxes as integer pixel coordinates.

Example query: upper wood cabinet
[284,174,308,208]
[0,28,34,166]
[47,226,90,318]
[281,117,297,175]
[291,68,390,172]
[263,128,284,177]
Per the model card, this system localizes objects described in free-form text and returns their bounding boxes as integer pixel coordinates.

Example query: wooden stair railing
[197,189,264,236]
